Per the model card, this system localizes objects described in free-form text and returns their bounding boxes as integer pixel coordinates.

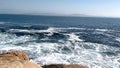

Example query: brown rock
[0,61,42,68]
[42,64,88,68]
[65,64,88,68]
[42,64,64,68]
[0,52,42,68]
[24,61,42,68]
[0,51,29,60]
[0,61,23,68]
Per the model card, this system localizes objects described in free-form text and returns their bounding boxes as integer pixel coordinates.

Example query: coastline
[0,51,88,68]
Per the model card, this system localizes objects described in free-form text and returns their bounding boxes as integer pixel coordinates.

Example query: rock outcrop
[0,52,88,68]
[0,52,42,68]
[42,64,88,68]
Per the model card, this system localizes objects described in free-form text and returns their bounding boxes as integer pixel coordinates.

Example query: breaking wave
[0,26,120,68]
[0,22,5,24]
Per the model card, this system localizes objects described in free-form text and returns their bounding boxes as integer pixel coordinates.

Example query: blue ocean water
[0,14,120,68]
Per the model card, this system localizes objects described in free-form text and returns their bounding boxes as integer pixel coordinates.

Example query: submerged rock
[42,64,88,68]
[0,52,42,68]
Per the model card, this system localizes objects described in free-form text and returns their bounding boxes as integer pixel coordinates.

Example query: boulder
[0,51,88,68]
[0,51,29,60]
[42,64,64,68]
[42,64,88,68]
[65,64,88,68]
[0,52,42,68]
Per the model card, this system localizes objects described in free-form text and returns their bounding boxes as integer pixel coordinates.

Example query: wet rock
[42,64,88,68]
[42,64,64,68]
[65,64,88,68]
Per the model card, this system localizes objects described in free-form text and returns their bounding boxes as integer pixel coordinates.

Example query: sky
[0,0,120,17]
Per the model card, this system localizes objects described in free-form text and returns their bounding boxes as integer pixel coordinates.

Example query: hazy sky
[0,0,120,17]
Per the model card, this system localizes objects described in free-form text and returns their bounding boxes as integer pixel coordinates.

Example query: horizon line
[0,13,120,19]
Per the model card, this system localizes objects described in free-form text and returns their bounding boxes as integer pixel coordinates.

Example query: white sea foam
[53,27,86,30]
[8,27,58,33]
[95,29,113,32]
[0,33,36,45]
[67,33,83,42]
[0,35,119,68]
[8,28,56,33]
[115,37,120,42]
[7,27,86,35]
[0,29,120,68]
[8,27,116,34]
[0,22,5,24]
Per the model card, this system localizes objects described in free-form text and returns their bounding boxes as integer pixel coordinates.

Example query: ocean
[0,14,120,68]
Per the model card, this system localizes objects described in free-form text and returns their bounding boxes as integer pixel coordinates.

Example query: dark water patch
[49,33,68,39]
[30,25,49,30]
[80,33,120,47]
[101,50,120,56]
[101,52,118,56]
[0,24,49,30]
[107,31,120,37]
[0,28,6,32]
[8,32,36,36]
[65,29,95,33]
[61,46,72,54]
[35,33,68,43]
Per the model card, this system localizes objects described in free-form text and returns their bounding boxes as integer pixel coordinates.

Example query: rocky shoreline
[0,52,88,68]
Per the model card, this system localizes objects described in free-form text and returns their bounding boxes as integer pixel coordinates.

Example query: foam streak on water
[0,27,120,68]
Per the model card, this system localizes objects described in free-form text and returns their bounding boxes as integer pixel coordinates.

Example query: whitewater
[0,27,120,68]
[0,14,120,68]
